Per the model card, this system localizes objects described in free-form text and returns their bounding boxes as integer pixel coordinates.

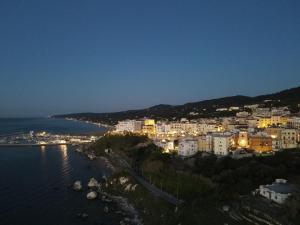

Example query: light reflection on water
[39,145,71,180]
[59,144,68,158]
[59,145,71,181]
[0,118,120,225]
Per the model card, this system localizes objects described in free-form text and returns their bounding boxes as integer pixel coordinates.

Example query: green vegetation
[102,171,179,225]
[284,192,300,221]
[90,133,148,157]
[90,134,216,201]
[103,171,235,225]
[91,134,300,224]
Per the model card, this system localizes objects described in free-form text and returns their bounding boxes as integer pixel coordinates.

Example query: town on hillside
[114,104,300,158]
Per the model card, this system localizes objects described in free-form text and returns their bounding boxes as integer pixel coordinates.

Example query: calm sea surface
[0,118,121,225]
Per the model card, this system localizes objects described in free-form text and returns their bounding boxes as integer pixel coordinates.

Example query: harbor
[0,131,99,147]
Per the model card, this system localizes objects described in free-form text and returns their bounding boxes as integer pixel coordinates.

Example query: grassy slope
[89,134,241,224]
[90,134,300,224]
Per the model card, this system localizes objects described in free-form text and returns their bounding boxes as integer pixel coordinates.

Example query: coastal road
[111,152,184,206]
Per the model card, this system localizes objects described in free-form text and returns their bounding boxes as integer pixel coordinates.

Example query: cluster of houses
[114,104,300,157]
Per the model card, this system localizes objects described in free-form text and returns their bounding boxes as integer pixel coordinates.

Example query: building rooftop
[264,183,298,194]
[213,133,232,138]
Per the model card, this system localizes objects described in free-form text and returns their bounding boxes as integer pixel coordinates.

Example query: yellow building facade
[271,116,288,126]
[142,119,156,136]
[257,117,272,128]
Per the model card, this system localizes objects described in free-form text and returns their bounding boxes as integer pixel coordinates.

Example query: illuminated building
[229,106,240,111]
[116,120,143,133]
[226,124,237,132]
[197,123,218,134]
[144,119,155,126]
[183,122,198,134]
[266,127,282,151]
[236,111,250,118]
[271,116,288,126]
[142,119,156,136]
[257,116,272,128]
[247,118,258,128]
[213,133,233,156]
[271,107,290,116]
[272,139,281,151]
[265,128,297,150]
[197,134,213,152]
[238,131,248,148]
[154,139,174,153]
[178,138,198,157]
[249,133,272,153]
[280,116,288,126]
[216,108,228,112]
[287,117,300,129]
[155,122,171,137]
[265,127,282,139]
[281,129,297,149]
[244,104,259,109]
[170,122,184,135]
[254,108,271,117]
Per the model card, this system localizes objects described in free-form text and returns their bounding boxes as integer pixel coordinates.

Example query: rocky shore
[73,147,142,225]
[72,177,142,225]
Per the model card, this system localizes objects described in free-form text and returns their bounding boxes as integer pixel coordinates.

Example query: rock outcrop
[73,181,82,191]
[87,191,98,200]
[88,178,100,188]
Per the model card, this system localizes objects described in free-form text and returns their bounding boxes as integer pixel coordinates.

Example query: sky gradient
[1,0,300,117]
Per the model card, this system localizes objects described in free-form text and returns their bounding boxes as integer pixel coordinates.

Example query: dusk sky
[1,0,300,117]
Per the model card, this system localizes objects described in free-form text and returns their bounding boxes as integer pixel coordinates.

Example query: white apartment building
[183,122,198,134]
[197,123,218,134]
[253,108,271,117]
[229,106,240,111]
[236,111,250,118]
[116,120,143,133]
[178,138,198,157]
[216,108,228,112]
[155,122,171,135]
[170,122,184,135]
[154,140,174,152]
[197,134,213,152]
[271,107,290,116]
[244,104,259,109]
[166,121,216,136]
[247,118,258,128]
[281,129,298,149]
[213,133,233,156]
[272,139,281,151]
[287,117,300,129]
[257,179,297,204]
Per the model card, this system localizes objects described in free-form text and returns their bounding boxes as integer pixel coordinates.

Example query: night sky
[1,0,300,117]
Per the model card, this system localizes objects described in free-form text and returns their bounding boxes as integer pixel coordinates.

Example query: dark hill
[53,86,300,124]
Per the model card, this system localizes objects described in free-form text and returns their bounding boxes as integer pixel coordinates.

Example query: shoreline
[60,117,115,130]
[76,145,143,225]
